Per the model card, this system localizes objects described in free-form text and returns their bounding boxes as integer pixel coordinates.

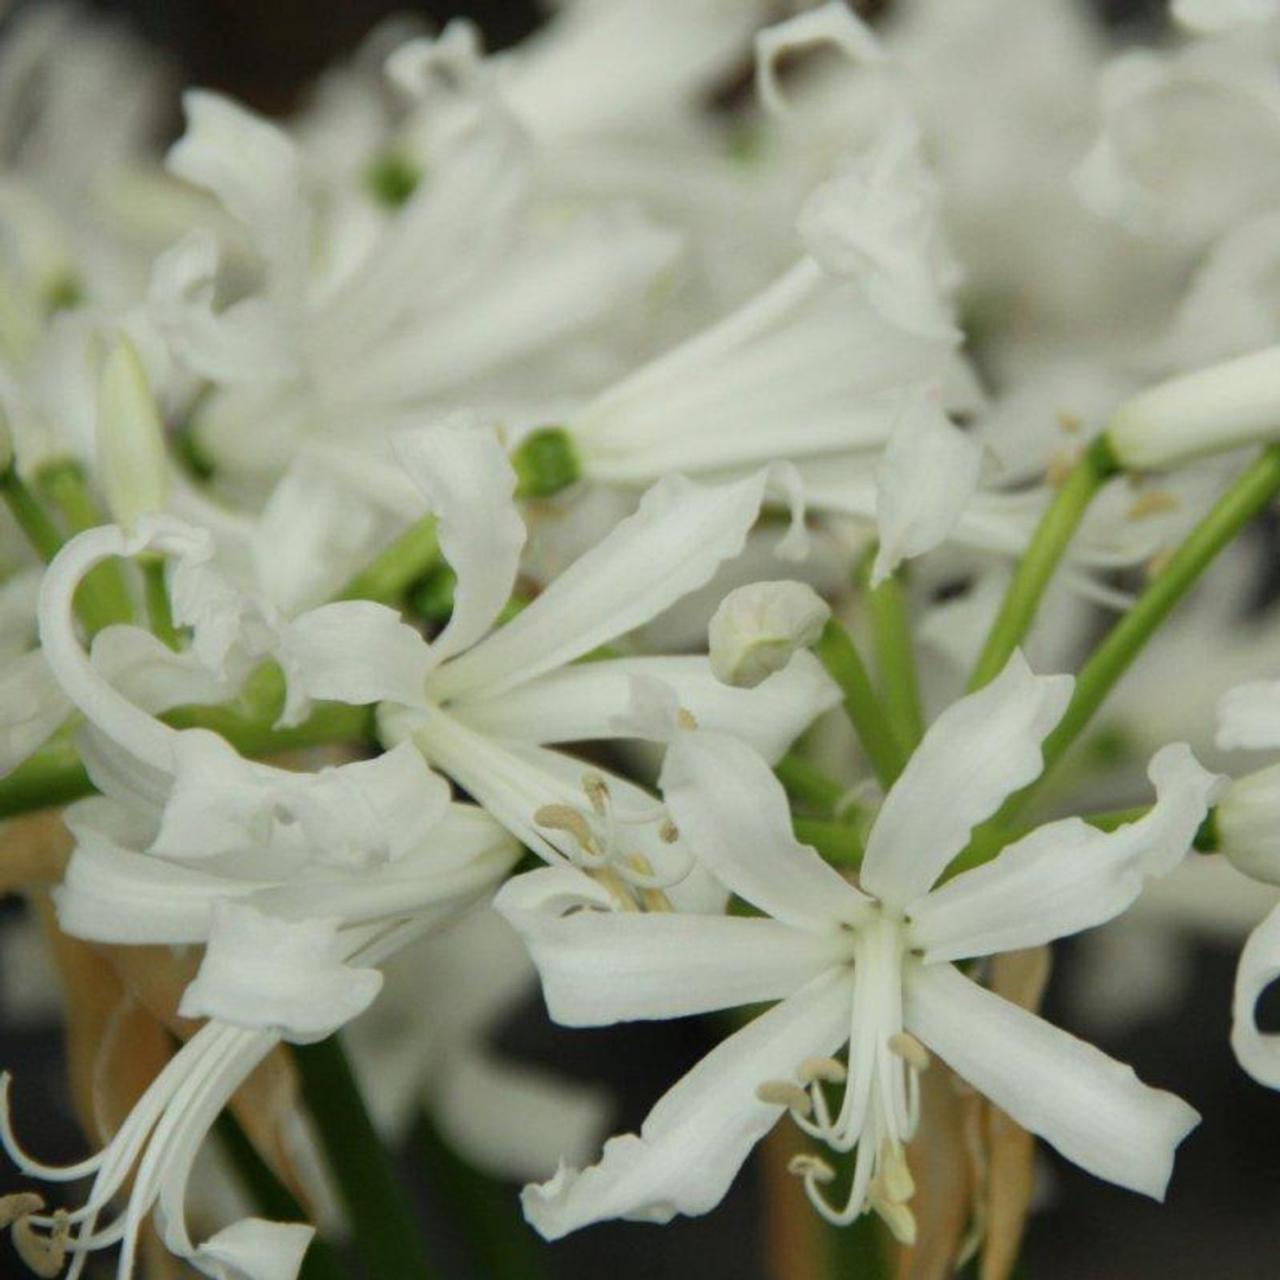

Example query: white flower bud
[97,335,168,528]
[1107,344,1280,469]
[1216,763,1280,885]
[708,580,830,689]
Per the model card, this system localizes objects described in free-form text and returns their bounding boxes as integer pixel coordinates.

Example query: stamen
[0,1193,43,1229]
[582,773,609,817]
[13,1209,67,1278]
[798,1057,847,1085]
[1145,546,1174,580]
[876,1141,915,1204]
[787,1153,835,1184]
[1126,489,1179,520]
[533,805,601,857]
[658,818,679,844]
[756,1081,814,1116]
[1045,445,1083,486]
[868,1190,917,1246]
[1055,410,1082,436]
[887,1032,929,1072]
[676,708,698,730]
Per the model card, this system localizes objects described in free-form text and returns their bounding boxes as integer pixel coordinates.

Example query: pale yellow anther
[877,1142,916,1204]
[534,805,600,856]
[787,1153,836,1184]
[755,1080,813,1115]
[869,1192,917,1246]
[1145,546,1174,581]
[658,818,679,844]
[1045,444,1083,487]
[1056,410,1082,435]
[888,1031,930,1072]
[1126,489,1180,520]
[13,1210,67,1278]
[676,707,698,730]
[582,773,610,817]
[0,1194,43,1230]
[797,1056,847,1085]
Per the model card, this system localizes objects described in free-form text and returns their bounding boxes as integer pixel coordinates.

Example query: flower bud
[1216,763,1280,885]
[511,426,580,499]
[708,581,830,689]
[1106,344,1280,470]
[97,335,168,528]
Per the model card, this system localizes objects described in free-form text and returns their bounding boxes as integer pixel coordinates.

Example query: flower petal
[177,901,382,1044]
[0,650,70,778]
[1231,902,1280,1088]
[192,1218,315,1280]
[1217,678,1280,751]
[908,744,1224,962]
[393,416,526,664]
[861,651,1073,910]
[659,730,870,929]
[872,387,983,585]
[521,969,852,1239]
[905,961,1199,1200]
[449,652,838,763]
[496,868,847,1026]
[432,471,767,702]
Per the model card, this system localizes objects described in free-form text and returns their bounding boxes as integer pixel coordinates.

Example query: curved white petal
[659,730,869,929]
[192,1218,315,1280]
[497,869,847,1026]
[861,651,1074,910]
[92,625,238,714]
[905,961,1199,1200]
[908,744,1224,962]
[178,902,382,1044]
[872,388,983,585]
[449,653,838,763]
[521,969,852,1239]
[1217,678,1280,751]
[392,417,525,664]
[0,650,70,778]
[432,471,767,702]
[280,600,432,709]
[1231,902,1280,1088]
[1172,0,1279,33]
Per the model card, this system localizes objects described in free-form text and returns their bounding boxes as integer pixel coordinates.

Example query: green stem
[794,817,864,868]
[142,556,179,649]
[775,753,850,819]
[214,1111,351,1280]
[411,1111,547,1280]
[1082,806,1148,832]
[968,436,1120,691]
[337,517,439,604]
[293,1035,437,1280]
[1,466,63,560]
[36,461,133,632]
[814,619,905,790]
[824,1214,887,1280]
[865,566,924,753]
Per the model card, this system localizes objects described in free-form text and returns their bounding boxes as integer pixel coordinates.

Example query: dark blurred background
[4,1,1280,1277]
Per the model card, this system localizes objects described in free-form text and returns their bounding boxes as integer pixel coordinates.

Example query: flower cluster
[1,3,1280,1277]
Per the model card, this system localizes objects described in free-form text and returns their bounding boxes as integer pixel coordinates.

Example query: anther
[1145,547,1174,580]
[756,1081,813,1115]
[797,1057,847,1085]
[1055,410,1082,436]
[534,804,600,856]
[888,1032,930,1072]
[13,1210,67,1278]
[582,773,610,817]
[868,1192,917,1246]
[0,1194,43,1229]
[877,1142,916,1204]
[676,707,698,730]
[1045,445,1083,486]
[1126,490,1179,520]
[787,1153,835,1184]
[658,818,679,844]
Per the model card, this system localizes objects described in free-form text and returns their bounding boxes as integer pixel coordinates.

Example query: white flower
[1232,901,1280,1088]
[1173,0,1280,34]
[708,581,830,689]
[497,654,1217,1239]
[276,419,838,901]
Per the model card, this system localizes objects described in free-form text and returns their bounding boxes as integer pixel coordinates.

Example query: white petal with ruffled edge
[904,961,1199,1200]
[659,730,869,930]
[521,969,852,1239]
[497,868,849,1026]
[907,743,1223,962]
[1231,903,1280,1087]
[392,417,525,664]
[430,471,767,702]
[860,651,1073,910]
[177,902,382,1043]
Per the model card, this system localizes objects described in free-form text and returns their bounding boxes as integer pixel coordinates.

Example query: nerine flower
[497,654,1217,1240]
[275,418,838,903]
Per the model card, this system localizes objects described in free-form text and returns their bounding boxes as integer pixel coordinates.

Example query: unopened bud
[511,426,580,499]
[1107,344,1280,470]
[709,581,830,688]
[1216,764,1280,886]
[97,336,168,528]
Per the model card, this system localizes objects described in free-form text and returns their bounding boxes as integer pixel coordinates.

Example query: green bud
[97,336,169,529]
[511,426,580,499]
[366,151,422,209]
